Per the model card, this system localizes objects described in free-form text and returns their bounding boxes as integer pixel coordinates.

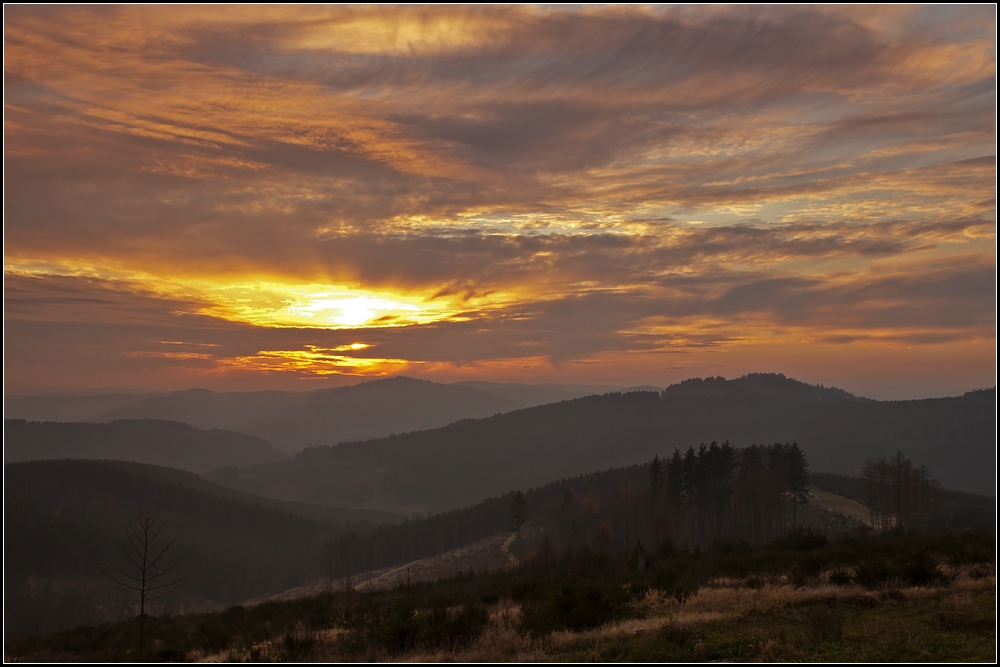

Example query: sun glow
[197,282,481,329]
[219,345,413,376]
[5,261,484,331]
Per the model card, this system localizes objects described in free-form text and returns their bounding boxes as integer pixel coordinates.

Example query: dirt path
[243,531,515,606]
[501,532,519,566]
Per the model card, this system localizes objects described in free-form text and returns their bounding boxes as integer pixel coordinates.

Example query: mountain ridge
[4,418,287,474]
[206,374,995,512]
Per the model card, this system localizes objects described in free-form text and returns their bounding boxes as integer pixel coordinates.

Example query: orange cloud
[3,5,995,394]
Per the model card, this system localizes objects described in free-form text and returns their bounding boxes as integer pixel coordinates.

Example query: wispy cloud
[3,5,995,394]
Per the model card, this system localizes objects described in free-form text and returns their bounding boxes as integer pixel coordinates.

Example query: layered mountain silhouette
[205,374,995,513]
[4,419,286,474]
[6,377,652,454]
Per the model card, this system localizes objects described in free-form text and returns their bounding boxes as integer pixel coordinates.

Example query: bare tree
[99,506,184,659]
[861,453,941,532]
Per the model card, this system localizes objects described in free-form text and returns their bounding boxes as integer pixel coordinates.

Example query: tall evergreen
[647,455,665,543]
[787,442,810,528]
[666,449,684,539]
[647,456,665,496]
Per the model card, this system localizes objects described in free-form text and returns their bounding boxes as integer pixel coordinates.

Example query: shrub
[519,580,633,636]
[793,555,826,585]
[777,527,828,551]
[854,558,894,588]
[828,569,852,586]
[282,630,318,661]
[421,602,490,649]
[378,597,421,655]
[900,552,949,587]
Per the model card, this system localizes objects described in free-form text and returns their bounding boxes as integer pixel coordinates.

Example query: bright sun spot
[287,296,419,327]
[198,282,473,329]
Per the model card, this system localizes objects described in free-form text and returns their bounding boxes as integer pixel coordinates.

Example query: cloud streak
[3,5,995,395]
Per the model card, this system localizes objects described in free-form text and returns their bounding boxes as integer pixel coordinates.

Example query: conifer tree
[787,442,810,528]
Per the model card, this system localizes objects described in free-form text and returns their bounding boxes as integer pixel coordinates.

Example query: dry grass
[406,625,551,663]
[398,564,995,662]
[185,564,996,662]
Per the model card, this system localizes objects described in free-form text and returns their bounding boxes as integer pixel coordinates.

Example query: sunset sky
[4,5,996,398]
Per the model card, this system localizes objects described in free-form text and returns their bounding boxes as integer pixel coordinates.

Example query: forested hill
[4,460,400,636]
[210,375,995,512]
[4,419,286,474]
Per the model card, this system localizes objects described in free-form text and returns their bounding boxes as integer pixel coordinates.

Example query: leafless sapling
[99,506,185,659]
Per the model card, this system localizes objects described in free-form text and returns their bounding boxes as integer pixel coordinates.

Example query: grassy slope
[7,531,994,662]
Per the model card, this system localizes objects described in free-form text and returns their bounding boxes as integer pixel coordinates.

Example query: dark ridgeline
[4,419,286,474]
[211,376,995,512]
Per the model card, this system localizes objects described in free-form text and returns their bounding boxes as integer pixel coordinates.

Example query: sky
[4,5,996,398]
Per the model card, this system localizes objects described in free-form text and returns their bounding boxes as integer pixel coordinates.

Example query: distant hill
[453,381,661,407]
[9,377,633,454]
[206,374,995,512]
[4,419,287,474]
[3,392,160,422]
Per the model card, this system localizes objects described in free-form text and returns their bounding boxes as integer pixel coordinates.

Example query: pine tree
[647,456,665,543]
[648,456,665,496]
[508,491,529,536]
[666,449,684,543]
[787,442,810,528]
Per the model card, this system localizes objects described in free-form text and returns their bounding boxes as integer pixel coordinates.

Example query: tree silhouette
[99,506,184,659]
[647,456,664,497]
[507,491,530,560]
[861,452,940,531]
[647,455,665,543]
[787,442,810,528]
[654,443,815,547]
[507,491,529,534]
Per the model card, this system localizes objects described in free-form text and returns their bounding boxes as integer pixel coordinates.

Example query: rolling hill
[205,374,995,513]
[4,459,401,636]
[4,419,287,474]
[5,377,660,454]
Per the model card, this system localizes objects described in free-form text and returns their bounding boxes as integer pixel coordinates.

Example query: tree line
[311,442,816,585]
[264,444,951,591]
[647,441,810,548]
[862,452,941,532]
